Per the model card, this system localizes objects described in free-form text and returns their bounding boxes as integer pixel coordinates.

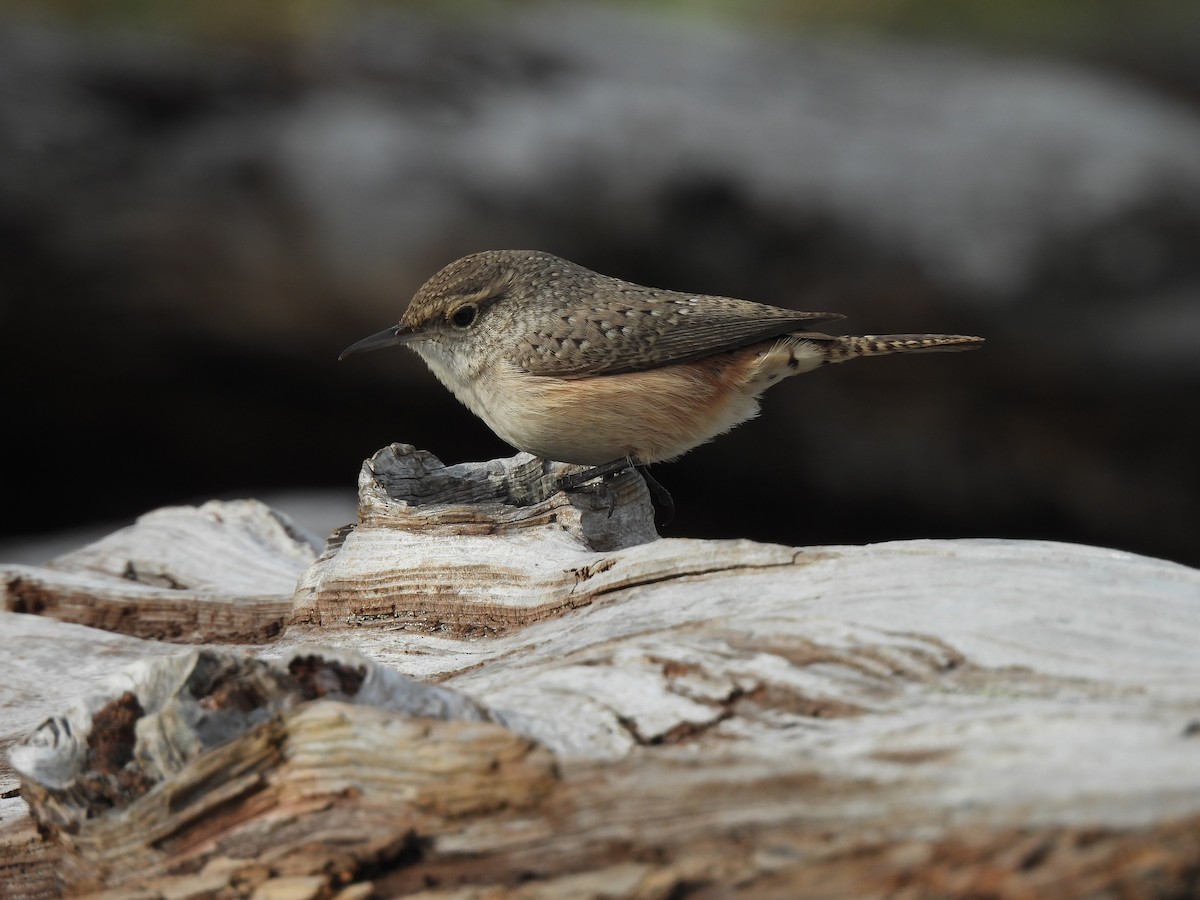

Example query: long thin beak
[338,324,420,360]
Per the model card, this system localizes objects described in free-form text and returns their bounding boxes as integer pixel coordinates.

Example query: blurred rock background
[1,0,1197,565]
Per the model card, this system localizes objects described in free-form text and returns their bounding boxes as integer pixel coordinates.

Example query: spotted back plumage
[401,250,843,378]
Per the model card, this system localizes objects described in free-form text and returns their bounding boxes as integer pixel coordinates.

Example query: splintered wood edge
[10,646,496,815]
[28,702,556,893]
[6,643,552,893]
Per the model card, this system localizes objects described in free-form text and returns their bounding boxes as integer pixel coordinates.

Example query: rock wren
[341,250,983,487]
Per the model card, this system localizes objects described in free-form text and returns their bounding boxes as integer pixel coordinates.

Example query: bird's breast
[461,349,775,465]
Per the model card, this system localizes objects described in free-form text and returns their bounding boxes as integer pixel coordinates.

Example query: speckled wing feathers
[512,276,842,378]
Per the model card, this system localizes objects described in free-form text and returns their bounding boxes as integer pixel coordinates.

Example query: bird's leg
[636,465,675,527]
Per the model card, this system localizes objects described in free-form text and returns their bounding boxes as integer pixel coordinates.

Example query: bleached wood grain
[2,444,1198,897]
[1,500,314,644]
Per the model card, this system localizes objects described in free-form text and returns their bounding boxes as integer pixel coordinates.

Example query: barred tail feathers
[819,333,984,364]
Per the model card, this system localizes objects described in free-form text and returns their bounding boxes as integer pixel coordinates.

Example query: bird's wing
[512,283,844,378]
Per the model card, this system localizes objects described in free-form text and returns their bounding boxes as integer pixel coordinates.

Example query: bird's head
[338,250,564,365]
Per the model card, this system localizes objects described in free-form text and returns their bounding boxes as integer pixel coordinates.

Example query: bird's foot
[556,458,632,519]
[556,458,673,527]
[555,457,634,492]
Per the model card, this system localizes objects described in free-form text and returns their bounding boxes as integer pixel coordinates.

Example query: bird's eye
[450,304,478,329]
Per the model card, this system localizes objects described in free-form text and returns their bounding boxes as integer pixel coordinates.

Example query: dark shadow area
[2,3,1197,565]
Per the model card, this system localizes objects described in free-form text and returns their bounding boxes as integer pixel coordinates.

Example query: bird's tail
[813,333,984,364]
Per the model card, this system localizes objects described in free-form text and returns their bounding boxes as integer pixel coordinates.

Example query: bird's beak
[338,324,421,360]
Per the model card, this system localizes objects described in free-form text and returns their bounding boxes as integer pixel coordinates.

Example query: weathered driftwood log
[2,444,1200,898]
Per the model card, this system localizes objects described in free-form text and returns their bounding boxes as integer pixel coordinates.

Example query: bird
[340,250,982,501]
